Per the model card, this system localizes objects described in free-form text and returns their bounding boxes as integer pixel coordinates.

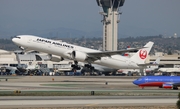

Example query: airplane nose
[132,80,138,85]
[12,38,18,45]
[12,37,16,42]
[12,36,20,44]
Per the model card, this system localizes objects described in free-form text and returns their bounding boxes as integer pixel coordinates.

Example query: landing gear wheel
[173,87,178,90]
[71,61,81,71]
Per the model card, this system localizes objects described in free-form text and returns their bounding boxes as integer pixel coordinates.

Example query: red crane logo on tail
[139,50,147,59]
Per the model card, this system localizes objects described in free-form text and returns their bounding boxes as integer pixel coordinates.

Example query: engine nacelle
[162,84,172,89]
[43,54,64,62]
[50,56,64,62]
[72,51,87,62]
[63,50,73,59]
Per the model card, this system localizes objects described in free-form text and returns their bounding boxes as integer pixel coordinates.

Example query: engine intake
[72,51,87,62]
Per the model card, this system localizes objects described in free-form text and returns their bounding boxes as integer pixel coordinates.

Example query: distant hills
[1,35,180,55]
[0,27,102,39]
[0,26,167,39]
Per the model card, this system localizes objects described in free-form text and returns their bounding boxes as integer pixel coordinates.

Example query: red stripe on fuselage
[138,82,164,87]
[163,86,172,89]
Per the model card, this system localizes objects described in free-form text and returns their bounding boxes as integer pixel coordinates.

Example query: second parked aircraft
[133,76,180,90]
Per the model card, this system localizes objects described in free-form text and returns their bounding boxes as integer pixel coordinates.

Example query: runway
[0,96,177,108]
[0,76,178,108]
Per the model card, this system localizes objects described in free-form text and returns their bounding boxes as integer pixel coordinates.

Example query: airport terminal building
[149,52,180,68]
[0,49,180,75]
[0,49,73,75]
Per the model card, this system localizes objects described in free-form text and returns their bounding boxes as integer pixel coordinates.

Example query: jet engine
[162,84,172,89]
[40,54,64,62]
[72,51,87,62]
[50,56,64,62]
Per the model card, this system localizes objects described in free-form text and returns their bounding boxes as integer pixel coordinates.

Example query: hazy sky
[0,0,180,37]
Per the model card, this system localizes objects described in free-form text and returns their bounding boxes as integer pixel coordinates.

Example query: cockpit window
[14,36,21,39]
[136,78,142,81]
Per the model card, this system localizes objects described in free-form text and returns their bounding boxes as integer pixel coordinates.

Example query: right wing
[85,47,144,62]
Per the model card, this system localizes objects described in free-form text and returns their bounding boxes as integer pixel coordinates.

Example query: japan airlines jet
[133,76,180,90]
[12,35,154,69]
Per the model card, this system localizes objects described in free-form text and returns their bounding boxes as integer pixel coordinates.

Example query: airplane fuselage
[133,76,180,89]
[12,35,147,69]
[158,68,180,72]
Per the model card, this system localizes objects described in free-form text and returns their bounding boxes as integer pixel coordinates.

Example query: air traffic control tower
[96,0,125,51]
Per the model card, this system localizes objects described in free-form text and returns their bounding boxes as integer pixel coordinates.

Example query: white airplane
[12,35,154,70]
[158,68,180,73]
[145,57,160,72]
[117,57,160,75]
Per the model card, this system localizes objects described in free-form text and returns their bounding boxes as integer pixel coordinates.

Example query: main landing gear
[173,86,178,90]
[84,64,94,71]
[71,61,81,71]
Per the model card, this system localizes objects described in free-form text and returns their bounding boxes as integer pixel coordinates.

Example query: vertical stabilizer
[130,41,154,64]
[152,57,160,65]
[146,57,161,71]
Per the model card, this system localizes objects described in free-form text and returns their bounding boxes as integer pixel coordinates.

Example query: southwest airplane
[12,35,154,70]
[133,76,180,90]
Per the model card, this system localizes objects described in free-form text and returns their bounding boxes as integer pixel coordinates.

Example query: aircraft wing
[86,47,143,60]
[138,57,161,67]
[138,63,158,67]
